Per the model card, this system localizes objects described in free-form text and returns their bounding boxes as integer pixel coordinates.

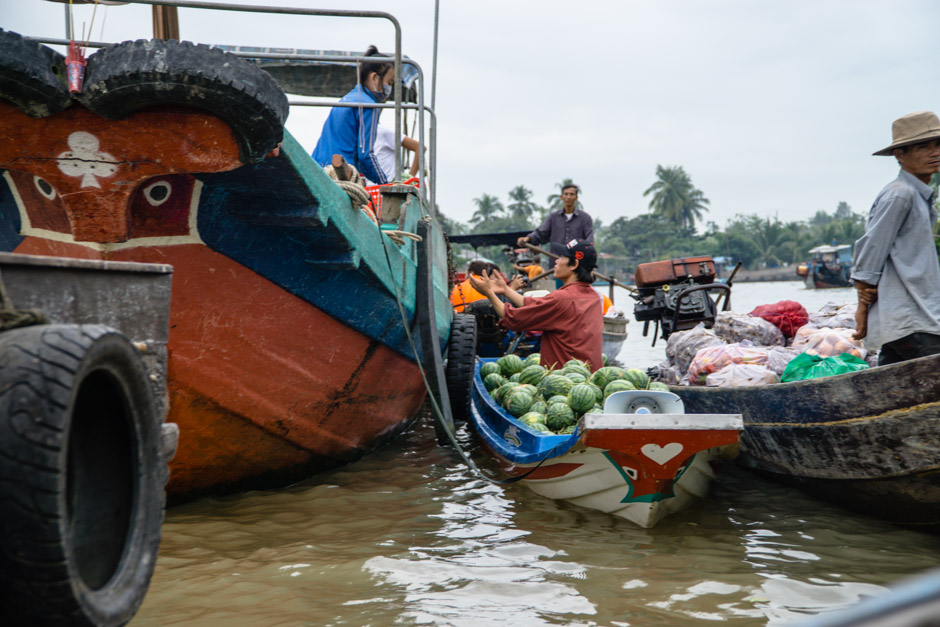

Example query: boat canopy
[214,46,419,102]
[808,244,851,254]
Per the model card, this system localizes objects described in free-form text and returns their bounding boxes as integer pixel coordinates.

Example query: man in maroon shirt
[469,239,604,371]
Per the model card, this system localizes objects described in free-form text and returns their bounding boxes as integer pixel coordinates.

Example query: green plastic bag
[780,352,869,382]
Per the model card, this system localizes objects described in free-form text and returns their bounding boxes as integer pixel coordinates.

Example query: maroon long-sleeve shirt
[500,282,603,371]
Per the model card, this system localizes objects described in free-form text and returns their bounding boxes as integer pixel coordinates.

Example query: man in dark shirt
[517,184,594,257]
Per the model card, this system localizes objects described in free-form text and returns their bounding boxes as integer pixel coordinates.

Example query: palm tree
[642,165,710,231]
[545,178,583,213]
[746,217,793,267]
[469,193,504,225]
[506,185,539,223]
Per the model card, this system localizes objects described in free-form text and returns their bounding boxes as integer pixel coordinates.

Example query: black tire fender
[0,29,71,118]
[78,39,289,163]
[0,324,165,626]
[444,313,477,421]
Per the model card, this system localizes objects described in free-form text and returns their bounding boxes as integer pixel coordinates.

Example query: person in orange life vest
[450,260,489,312]
[512,253,545,282]
[469,239,603,371]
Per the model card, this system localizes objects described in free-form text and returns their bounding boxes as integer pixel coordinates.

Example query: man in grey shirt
[852,111,940,365]
[517,184,594,257]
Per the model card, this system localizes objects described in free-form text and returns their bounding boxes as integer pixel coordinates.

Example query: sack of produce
[665,323,727,374]
[713,311,784,346]
[705,363,780,387]
[656,360,685,385]
[808,301,857,329]
[749,300,809,338]
[780,352,869,382]
[790,325,867,359]
[687,340,793,385]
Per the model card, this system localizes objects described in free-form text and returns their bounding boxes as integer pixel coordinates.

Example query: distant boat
[796,244,853,289]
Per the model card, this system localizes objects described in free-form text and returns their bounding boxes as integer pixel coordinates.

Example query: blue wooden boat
[470,359,742,527]
[0,27,464,501]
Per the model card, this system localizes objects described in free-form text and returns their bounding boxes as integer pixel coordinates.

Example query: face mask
[375,83,392,102]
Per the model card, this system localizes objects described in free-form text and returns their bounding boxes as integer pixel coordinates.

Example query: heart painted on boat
[641,443,683,465]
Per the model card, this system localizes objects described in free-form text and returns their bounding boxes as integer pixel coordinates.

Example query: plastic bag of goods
[790,325,867,359]
[780,352,869,382]
[687,340,793,385]
[764,345,800,375]
[749,300,809,338]
[657,360,685,385]
[713,311,784,346]
[808,302,857,329]
[705,363,780,387]
[665,323,727,374]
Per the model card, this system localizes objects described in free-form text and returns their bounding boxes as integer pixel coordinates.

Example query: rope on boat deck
[0,269,48,332]
[379,217,580,485]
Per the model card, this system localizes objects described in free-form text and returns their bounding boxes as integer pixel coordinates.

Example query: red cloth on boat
[749,300,809,338]
[500,282,603,371]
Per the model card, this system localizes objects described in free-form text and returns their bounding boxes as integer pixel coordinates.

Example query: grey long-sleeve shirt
[526,208,594,257]
[851,169,940,349]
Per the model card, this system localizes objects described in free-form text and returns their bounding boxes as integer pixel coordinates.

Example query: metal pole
[64,5,72,39]
[431,0,439,112]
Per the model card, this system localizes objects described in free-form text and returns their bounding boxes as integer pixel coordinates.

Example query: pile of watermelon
[480,354,669,436]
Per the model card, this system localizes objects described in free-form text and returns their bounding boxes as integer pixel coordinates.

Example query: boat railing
[28,0,438,212]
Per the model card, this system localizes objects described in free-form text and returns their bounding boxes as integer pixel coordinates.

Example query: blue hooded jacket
[312,84,388,184]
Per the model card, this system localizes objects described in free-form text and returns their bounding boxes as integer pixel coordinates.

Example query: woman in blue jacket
[312,46,393,184]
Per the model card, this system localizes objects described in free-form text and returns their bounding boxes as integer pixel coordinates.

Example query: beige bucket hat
[873,111,940,156]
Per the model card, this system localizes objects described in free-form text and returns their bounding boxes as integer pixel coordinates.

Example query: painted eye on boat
[143,180,172,206]
[33,176,56,200]
[623,466,638,480]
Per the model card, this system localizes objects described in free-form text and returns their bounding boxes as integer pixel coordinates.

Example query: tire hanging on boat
[78,39,289,163]
[444,313,478,420]
[0,29,71,118]
[0,324,165,627]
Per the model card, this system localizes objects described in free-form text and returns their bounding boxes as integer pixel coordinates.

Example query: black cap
[563,239,596,271]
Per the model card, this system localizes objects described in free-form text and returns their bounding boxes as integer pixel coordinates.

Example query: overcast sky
[5,0,940,232]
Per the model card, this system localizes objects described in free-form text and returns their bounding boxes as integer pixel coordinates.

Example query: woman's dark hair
[572,258,594,283]
[359,45,393,84]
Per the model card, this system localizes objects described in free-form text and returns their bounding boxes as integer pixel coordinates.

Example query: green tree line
[439,167,940,279]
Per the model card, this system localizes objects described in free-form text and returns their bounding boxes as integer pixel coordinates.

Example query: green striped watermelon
[649,381,671,391]
[603,379,636,399]
[565,372,587,384]
[519,364,547,386]
[505,391,534,417]
[523,353,541,368]
[497,354,525,376]
[529,399,548,415]
[589,366,625,390]
[587,384,603,404]
[480,361,501,379]
[493,382,519,403]
[623,368,650,390]
[546,402,575,430]
[602,354,609,367]
[509,373,521,382]
[562,364,591,379]
[519,411,547,426]
[546,395,569,406]
[568,384,596,414]
[558,423,578,435]
[483,373,506,391]
[539,375,573,400]
[531,423,553,434]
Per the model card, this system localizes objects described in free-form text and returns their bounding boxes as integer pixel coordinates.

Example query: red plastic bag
[749,300,809,338]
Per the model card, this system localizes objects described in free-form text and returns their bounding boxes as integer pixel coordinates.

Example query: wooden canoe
[672,353,940,531]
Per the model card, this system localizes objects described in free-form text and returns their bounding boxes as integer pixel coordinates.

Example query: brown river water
[132,281,940,626]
